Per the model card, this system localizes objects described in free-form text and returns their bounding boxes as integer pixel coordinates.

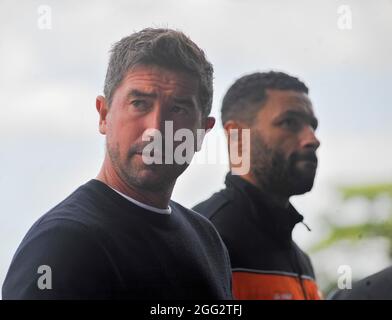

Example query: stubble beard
[106,139,187,193]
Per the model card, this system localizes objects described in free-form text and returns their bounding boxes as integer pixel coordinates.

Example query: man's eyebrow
[126,89,157,99]
[126,90,195,106]
[278,110,319,129]
[173,96,196,107]
[290,96,309,104]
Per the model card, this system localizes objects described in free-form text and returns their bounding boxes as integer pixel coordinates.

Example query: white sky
[1,0,391,295]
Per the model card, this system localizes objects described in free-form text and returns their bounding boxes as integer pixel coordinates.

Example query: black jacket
[193,173,321,300]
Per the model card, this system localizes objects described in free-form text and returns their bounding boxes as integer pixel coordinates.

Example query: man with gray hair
[2,28,232,299]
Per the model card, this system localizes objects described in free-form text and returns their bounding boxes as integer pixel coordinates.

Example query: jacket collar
[224,172,304,240]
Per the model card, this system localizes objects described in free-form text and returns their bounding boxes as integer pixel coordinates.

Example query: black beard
[250,133,317,197]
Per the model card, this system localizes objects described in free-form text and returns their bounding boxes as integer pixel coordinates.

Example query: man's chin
[130,169,168,190]
[290,184,313,195]
[126,164,186,191]
[285,169,316,195]
[291,176,315,195]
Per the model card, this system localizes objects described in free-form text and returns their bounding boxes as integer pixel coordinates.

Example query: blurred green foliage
[312,183,392,256]
[340,183,392,201]
[311,183,392,297]
[311,183,392,259]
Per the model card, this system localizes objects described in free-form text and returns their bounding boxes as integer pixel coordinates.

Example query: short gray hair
[104,28,214,116]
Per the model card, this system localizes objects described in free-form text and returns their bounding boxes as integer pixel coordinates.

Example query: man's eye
[131,100,148,109]
[171,105,187,114]
[281,118,301,131]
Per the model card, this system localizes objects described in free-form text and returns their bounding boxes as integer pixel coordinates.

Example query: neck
[240,172,290,209]
[96,155,173,209]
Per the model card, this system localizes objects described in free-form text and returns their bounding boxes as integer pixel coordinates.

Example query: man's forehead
[265,89,314,115]
[122,65,199,95]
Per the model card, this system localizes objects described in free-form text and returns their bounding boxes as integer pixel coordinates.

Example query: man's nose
[145,105,166,132]
[300,125,320,150]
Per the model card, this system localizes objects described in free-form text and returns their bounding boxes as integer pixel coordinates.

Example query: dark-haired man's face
[249,89,320,196]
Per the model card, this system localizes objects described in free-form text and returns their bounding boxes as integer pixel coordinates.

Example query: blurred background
[1,0,391,298]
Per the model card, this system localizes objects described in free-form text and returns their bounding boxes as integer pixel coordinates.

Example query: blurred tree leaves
[340,184,392,201]
[311,183,392,257]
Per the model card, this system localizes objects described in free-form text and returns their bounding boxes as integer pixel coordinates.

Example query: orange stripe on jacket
[232,271,321,300]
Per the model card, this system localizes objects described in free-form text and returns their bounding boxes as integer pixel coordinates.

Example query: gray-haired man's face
[97,64,215,191]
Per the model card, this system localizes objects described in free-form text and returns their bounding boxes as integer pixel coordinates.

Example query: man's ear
[204,116,215,132]
[224,120,252,175]
[195,117,215,152]
[96,95,109,135]
[223,120,245,152]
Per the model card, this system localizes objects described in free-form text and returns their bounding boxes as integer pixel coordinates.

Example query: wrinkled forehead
[123,64,200,96]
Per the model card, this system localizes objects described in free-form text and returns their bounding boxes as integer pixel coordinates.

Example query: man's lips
[295,153,318,168]
[298,159,317,168]
[296,158,318,171]
[134,151,165,160]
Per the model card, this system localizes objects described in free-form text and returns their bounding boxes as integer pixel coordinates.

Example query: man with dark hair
[194,71,322,299]
[2,28,232,299]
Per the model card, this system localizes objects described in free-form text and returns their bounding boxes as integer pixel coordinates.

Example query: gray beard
[106,140,178,193]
